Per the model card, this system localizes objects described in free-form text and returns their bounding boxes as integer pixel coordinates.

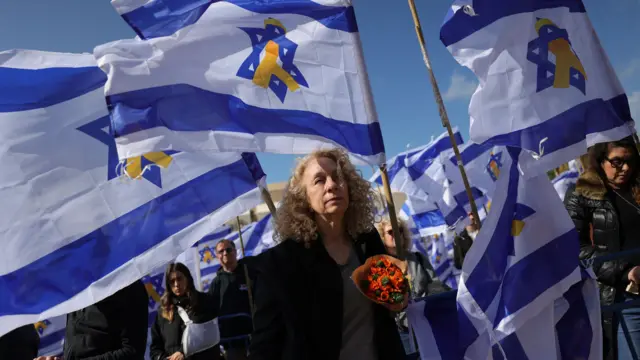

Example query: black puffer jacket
[564,171,631,306]
[0,324,40,360]
[150,291,220,360]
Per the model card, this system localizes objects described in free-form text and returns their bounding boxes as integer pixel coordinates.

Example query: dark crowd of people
[6,138,640,360]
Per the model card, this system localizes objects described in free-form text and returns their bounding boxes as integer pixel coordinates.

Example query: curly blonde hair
[274,148,375,247]
[376,216,412,251]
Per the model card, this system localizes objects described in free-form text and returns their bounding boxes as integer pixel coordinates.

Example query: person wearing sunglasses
[565,136,640,360]
[208,239,254,360]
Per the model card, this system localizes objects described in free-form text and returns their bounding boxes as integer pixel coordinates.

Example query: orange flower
[380,291,389,301]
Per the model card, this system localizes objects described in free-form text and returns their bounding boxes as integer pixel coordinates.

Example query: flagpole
[236,216,256,321]
[379,166,407,259]
[406,0,481,229]
[260,187,277,218]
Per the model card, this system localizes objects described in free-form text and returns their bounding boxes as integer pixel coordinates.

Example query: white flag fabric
[456,147,586,358]
[0,50,264,336]
[441,0,634,177]
[371,129,463,200]
[552,160,581,201]
[95,0,386,165]
[35,316,66,358]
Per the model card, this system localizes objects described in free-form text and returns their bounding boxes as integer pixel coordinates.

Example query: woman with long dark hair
[565,136,640,360]
[150,263,220,360]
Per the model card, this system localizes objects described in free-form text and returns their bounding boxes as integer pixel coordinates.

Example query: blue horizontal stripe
[492,229,580,326]
[406,131,463,180]
[244,216,270,256]
[122,0,357,39]
[412,209,446,229]
[482,94,632,157]
[39,329,65,349]
[0,66,106,112]
[201,263,222,277]
[464,148,521,312]
[440,0,586,47]
[193,226,233,248]
[108,84,385,158]
[553,170,579,184]
[0,159,257,316]
[449,142,493,167]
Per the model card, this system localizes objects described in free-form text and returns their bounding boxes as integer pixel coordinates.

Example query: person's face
[216,242,237,266]
[382,224,399,249]
[302,157,349,218]
[602,146,635,188]
[168,271,188,297]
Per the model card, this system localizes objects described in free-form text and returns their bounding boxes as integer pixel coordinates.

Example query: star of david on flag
[441,0,634,177]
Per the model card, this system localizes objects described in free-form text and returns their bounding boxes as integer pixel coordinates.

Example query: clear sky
[0,0,638,183]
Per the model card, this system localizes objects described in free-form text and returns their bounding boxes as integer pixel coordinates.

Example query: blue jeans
[617,294,640,360]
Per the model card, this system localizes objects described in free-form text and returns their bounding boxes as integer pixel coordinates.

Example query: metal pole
[380,166,406,259]
[406,0,481,229]
[236,216,255,320]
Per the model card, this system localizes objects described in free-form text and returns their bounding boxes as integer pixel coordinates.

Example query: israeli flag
[0,50,265,336]
[552,159,581,201]
[444,143,506,200]
[456,147,585,358]
[35,316,65,358]
[441,0,634,177]
[95,0,385,165]
[371,129,463,199]
[407,272,601,360]
[402,198,448,238]
[426,232,460,289]
[197,214,275,292]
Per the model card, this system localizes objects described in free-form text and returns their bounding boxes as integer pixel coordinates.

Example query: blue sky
[0,0,638,183]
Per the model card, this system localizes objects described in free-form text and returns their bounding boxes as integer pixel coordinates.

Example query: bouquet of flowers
[352,255,409,311]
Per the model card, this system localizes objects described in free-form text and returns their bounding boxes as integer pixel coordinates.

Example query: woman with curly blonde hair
[249,148,405,360]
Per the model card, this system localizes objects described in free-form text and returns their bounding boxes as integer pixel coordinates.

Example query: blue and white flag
[0,50,265,336]
[407,148,600,360]
[407,272,601,360]
[456,147,583,358]
[95,0,385,165]
[402,198,448,237]
[426,232,460,289]
[441,0,634,177]
[444,142,506,200]
[371,129,463,199]
[197,214,275,292]
[35,316,65,358]
[552,159,581,201]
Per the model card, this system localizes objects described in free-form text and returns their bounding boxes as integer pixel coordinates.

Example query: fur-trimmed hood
[574,169,640,203]
[574,170,608,201]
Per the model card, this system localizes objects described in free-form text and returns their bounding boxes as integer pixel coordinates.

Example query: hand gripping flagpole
[236,216,256,322]
[406,0,481,229]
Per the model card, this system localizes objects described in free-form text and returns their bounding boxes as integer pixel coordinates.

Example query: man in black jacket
[453,213,479,269]
[60,279,149,360]
[0,323,40,360]
[209,239,253,360]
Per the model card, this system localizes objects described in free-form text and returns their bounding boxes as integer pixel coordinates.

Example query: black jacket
[150,291,220,360]
[564,170,636,360]
[0,324,40,360]
[564,171,631,306]
[63,280,149,360]
[208,258,254,348]
[453,230,474,270]
[248,229,405,360]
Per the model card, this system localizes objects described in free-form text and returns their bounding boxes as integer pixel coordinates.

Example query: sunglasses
[385,228,404,236]
[606,157,635,169]
[217,247,234,255]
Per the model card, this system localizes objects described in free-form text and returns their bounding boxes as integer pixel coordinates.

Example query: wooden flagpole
[379,166,406,259]
[406,0,481,229]
[260,187,277,218]
[236,216,255,320]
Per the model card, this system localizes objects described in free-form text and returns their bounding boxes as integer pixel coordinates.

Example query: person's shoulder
[357,228,385,254]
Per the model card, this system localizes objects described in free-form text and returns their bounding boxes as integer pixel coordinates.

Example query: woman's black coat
[248,229,406,360]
